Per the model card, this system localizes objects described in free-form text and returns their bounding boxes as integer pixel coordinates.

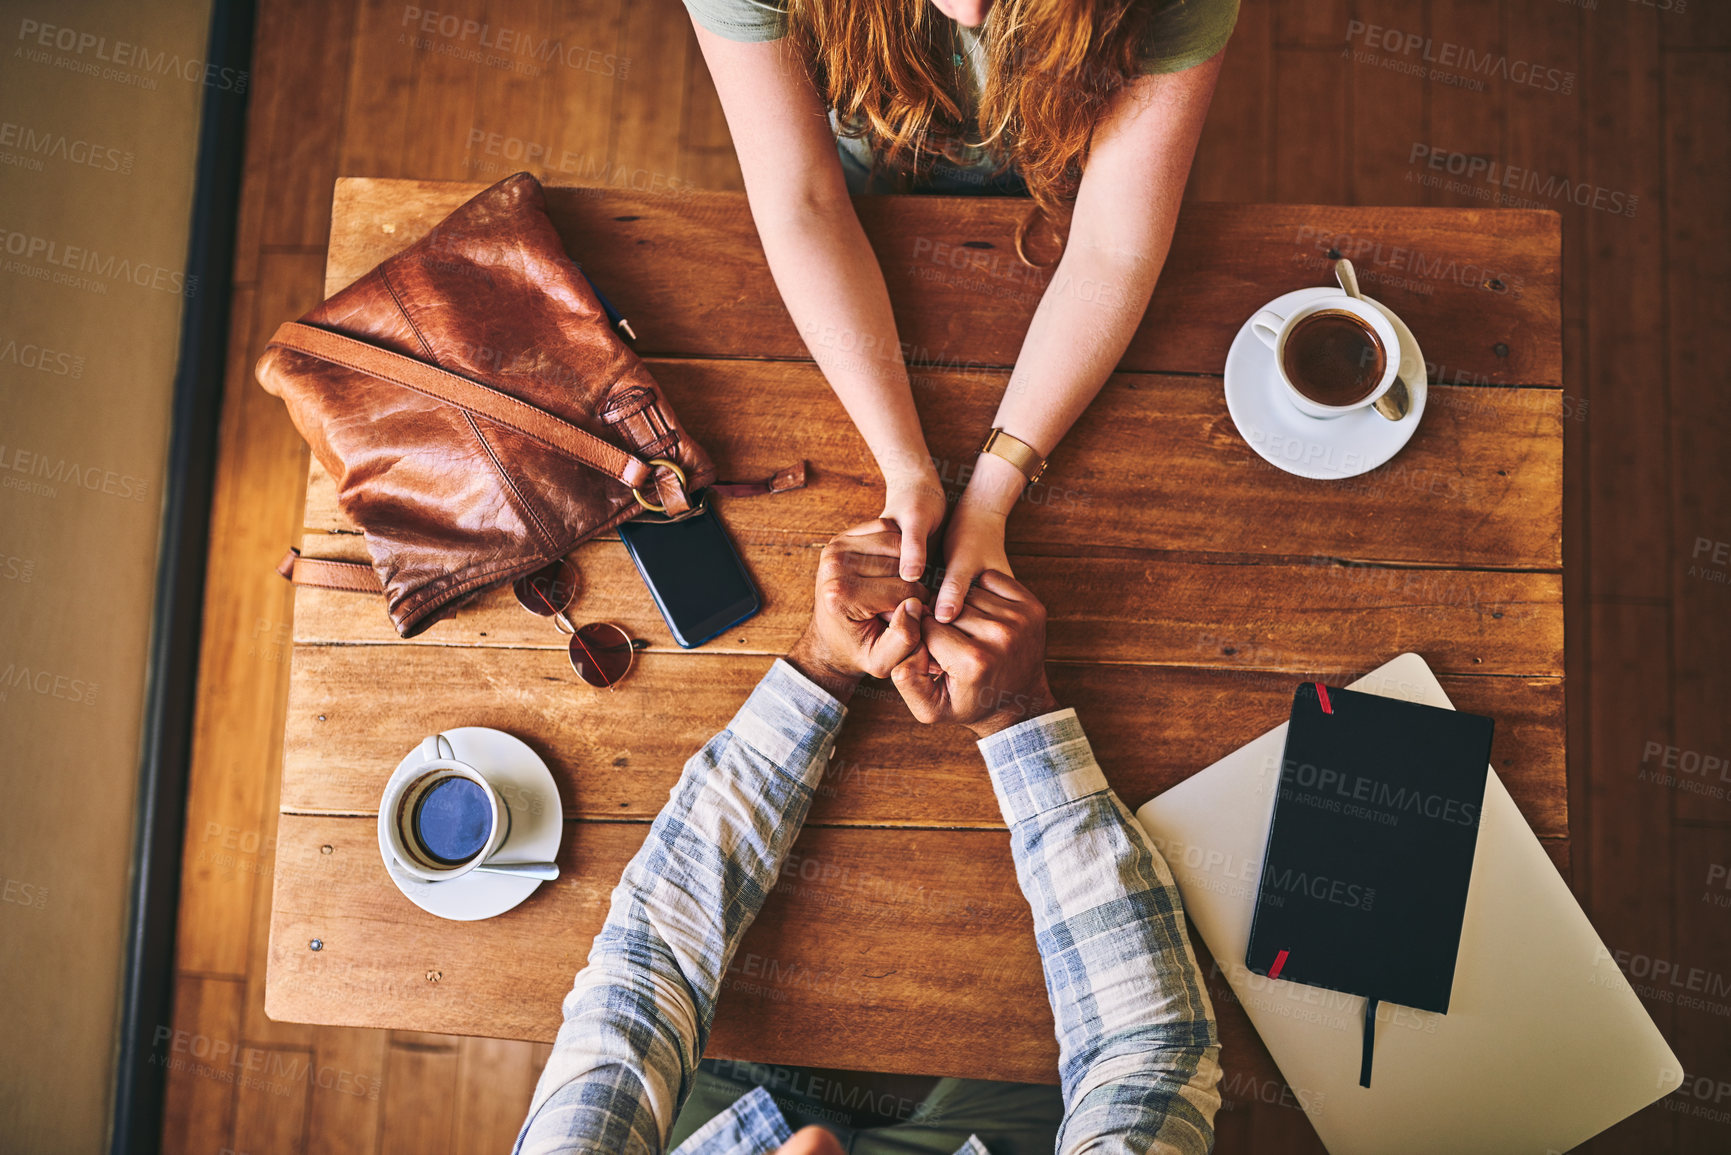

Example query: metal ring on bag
[632,458,688,513]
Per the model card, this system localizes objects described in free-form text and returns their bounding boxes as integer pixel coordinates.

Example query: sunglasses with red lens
[512,558,646,689]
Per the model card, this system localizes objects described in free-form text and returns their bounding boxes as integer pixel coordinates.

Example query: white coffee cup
[380,734,510,882]
[1251,294,1401,420]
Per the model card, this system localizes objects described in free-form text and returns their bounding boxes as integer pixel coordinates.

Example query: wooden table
[266,179,1564,1086]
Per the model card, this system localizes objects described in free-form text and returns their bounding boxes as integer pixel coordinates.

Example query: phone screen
[617,505,760,648]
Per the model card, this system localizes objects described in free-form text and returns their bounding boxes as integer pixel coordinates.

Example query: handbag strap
[710,461,808,498]
[267,321,659,491]
[276,461,809,595]
[277,548,383,592]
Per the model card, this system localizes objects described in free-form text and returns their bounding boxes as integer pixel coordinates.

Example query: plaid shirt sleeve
[978,708,1223,1155]
[514,659,846,1155]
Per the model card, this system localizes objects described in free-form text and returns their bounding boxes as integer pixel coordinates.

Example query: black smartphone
[617,501,760,648]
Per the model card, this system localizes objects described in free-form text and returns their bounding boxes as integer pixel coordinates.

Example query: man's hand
[891,569,1059,738]
[776,1126,846,1155]
[786,520,931,701]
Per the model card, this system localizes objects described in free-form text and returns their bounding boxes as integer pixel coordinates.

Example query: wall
[0,0,221,1149]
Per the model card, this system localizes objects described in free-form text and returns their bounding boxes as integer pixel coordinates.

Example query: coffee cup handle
[1250,309,1285,350]
[420,733,454,762]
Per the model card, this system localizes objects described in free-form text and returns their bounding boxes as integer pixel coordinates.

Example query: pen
[579,268,636,340]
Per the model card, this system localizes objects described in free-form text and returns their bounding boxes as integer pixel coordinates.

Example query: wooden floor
[161,0,1731,1151]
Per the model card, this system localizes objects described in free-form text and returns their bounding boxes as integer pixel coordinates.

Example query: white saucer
[377,726,563,921]
[1224,287,1428,480]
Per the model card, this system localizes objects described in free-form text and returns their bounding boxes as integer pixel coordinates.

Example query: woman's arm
[693,26,944,582]
[935,52,1226,621]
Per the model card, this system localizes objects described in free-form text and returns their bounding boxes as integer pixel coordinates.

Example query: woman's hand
[935,503,1012,623]
[879,469,947,583]
[933,449,1027,621]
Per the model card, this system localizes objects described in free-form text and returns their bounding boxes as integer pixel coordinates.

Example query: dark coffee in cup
[411,775,494,865]
[1281,309,1387,407]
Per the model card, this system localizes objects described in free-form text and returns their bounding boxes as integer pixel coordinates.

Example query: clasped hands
[785,520,1058,739]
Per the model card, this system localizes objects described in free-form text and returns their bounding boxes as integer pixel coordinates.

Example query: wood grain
[396,0,481,184]
[1273,49,1347,203]
[265,813,1570,1077]
[451,1037,546,1152]
[277,644,1568,835]
[460,0,623,193]
[158,975,244,1155]
[1501,0,1590,901]
[295,359,1566,569]
[378,1044,459,1155]
[260,814,1063,1081]
[252,0,359,257]
[304,1026,388,1155]
[1662,48,1731,1154]
[337,0,415,181]
[1587,603,1676,1154]
[1425,0,1505,213]
[1582,11,1676,1153]
[1345,0,1426,206]
[171,280,276,978]
[231,1048,311,1155]
[1672,824,1731,1155]
[1585,2,1668,604]
[1663,52,1731,825]
[1503,0,1584,342]
[1658,0,1731,50]
[1275,0,1346,50]
[172,253,319,978]
[317,181,1563,386]
[1187,0,1272,202]
[613,0,692,188]
[245,662,319,1049]
[678,20,746,191]
[291,538,1564,678]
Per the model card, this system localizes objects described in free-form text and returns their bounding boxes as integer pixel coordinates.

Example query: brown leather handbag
[257,172,785,638]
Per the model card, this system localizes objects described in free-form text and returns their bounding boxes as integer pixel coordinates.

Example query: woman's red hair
[787,0,1152,214]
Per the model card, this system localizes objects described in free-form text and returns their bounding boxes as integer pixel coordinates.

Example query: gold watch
[979,427,1048,486]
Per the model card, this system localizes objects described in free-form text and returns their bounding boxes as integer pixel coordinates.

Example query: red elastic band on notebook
[1269,949,1290,980]
[1315,683,1333,714]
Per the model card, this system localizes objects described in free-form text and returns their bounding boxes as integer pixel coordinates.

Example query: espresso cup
[1251,295,1401,420]
[380,734,510,882]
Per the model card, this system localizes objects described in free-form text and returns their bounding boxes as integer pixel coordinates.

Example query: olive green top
[681,0,1237,186]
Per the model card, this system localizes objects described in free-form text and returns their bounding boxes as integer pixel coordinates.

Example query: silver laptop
[1135,652,1681,1154]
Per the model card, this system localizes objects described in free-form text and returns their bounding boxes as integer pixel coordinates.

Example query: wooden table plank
[266,816,1056,1081]
[298,361,1565,570]
[292,537,1563,676]
[265,814,1571,1077]
[279,648,1567,836]
[320,181,1563,387]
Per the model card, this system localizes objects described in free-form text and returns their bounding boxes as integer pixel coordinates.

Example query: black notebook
[1245,682,1494,1086]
